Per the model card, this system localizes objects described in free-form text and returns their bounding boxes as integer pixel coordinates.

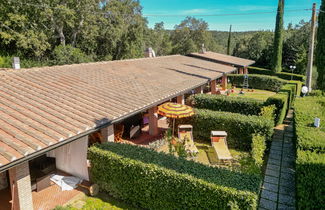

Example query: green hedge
[265,93,289,125]
[294,97,325,152]
[296,150,325,209]
[288,80,303,96]
[89,143,261,210]
[188,94,264,116]
[176,109,274,151]
[248,66,305,82]
[279,84,296,105]
[259,105,276,126]
[294,97,325,209]
[309,90,325,97]
[228,74,287,92]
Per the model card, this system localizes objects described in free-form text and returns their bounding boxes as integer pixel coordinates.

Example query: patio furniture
[178,125,198,154]
[157,102,194,135]
[210,131,232,161]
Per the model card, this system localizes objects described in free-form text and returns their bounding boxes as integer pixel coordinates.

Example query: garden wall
[89,143,261,210]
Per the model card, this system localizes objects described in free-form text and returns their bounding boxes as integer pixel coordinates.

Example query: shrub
[260,105,276,125]
[294,97,325,152]
[309,90,325,97]
[0,56,12,68]
[248,66,305,81]
[294,96,325,209]
[228,74,287,92]
[279,84,296,105]
[188,94,264,116]
[176,109,274,151]
[296,150,325,209]
[288,80,303,96]
[265,93,289,125]
[251,135,266,167]
[89,143,261,210]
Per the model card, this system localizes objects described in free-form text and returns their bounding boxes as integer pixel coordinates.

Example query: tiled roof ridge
[0,55,181,74]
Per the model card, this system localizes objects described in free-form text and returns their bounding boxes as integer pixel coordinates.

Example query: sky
[140,0,321,31]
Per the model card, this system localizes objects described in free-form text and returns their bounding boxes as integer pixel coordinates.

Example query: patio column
[9,162,34,210]
[239,67,244,74]
[100,125,114,143]
[148,106,159,136]
[221,74,228,90]
[210,80,217,94]
[194,86,203,94]
[244,67,248,74]
[176,95,185,104]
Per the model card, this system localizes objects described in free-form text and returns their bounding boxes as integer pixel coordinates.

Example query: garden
[78,72,304,210]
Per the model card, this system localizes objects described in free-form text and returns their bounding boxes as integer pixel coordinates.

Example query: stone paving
[259,110,296,210]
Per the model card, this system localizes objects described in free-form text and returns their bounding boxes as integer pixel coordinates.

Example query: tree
[95,0,148,60]
[145,22,172,56]
[316,0,325,90]
[271,0,285,72]
[227,25,232,55]
[171,17,219,55]
[282,20,310,74]
[233,31,273,67]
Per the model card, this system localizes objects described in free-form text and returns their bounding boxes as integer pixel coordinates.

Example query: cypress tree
[227,25,232,55]
[316,0,325,90]
[271,0,285,72]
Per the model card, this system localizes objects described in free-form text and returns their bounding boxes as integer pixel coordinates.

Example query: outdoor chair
[178,125,198,154]
[210,131,233,162]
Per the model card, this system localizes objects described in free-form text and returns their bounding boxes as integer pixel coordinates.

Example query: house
[0,52,254,210]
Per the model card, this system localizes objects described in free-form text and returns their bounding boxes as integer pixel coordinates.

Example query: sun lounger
[178,125,198,154]
[211,131,232,161]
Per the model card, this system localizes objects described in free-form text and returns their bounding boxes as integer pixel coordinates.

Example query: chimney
[200,44,206,54]
[144,47,156,58]
[12,57,20,69]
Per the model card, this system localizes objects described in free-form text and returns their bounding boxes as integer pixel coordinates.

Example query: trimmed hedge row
[296,150,325,209]
[176,109,274,151]
[294,96,325,209]
[89,143,261,210]
[188,94,264,116]
[265,93,288,125]
[294,97,325,152]
[228,74,287,92]
[248,66,305,82]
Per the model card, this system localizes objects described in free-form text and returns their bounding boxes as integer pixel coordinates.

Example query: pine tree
[227,25,232,55]
[316,0,325,90]
[271,0,285,72]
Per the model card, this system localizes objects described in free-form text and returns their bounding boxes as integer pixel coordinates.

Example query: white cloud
[180,8,221,15]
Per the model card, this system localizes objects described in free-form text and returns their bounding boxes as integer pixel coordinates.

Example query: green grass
[228,88,276,101]
[54,192,139,210]
[194,141,260,175]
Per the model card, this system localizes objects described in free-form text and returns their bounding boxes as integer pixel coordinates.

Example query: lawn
[194,140,260,175]
[54,192,139,210]
[227,88,276,101]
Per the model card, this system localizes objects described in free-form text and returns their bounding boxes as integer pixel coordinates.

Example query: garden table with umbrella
[157,102,194,136]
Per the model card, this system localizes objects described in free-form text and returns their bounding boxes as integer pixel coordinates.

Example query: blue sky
[140,0,321,31]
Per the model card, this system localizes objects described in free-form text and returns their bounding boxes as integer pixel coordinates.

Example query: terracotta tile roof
[189,51,255,67]
[0,55,236,170]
